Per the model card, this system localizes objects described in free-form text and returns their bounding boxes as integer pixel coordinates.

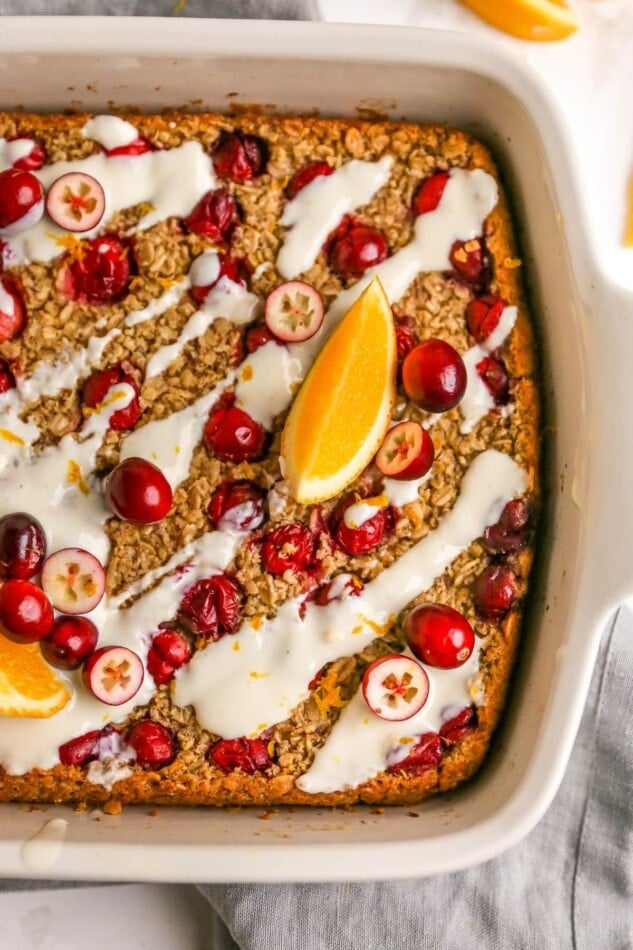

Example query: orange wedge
[459,0,578,41]
[282,276,396,504]
[0,633,71,718]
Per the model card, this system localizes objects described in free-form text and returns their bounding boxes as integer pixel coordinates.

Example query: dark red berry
[0,358,16,394]
[405,603,475,669]
[203,403,265,462]
[63,235,130,304]
[245,323,281,353]
[41,616,99,670]
[208,737,272,774]
[105,457,173,524]
[450,238,486,288]
[128,720,175,769]
[0,512,46,580]
[8,137,46,172]
[288,162,333,198]
[58,730,101,767]
[330,496,392,556]
[476,355,510,405]
[190,253,248,304]
[465,294,505,343]
[104,138,153,158]
[402,339,467,412]
[0,578,54,643]
[83,364,141,431]
[395,324,418,361]
[185,188,240,243]
[484,499,530,553]
[178,574,243,639]
[208,480,265,533]
[473,564,518,621]
[311,574,363,606]
[212,132,267,183]
[329,222,388,279]
[388,733,444,776]
[439,706,478,744]
[412,171,449,216]
[146,647,176,686]
[152,628,192,667]
[260,523,316,575]
[0,280,25,343]
[0,167,43,231]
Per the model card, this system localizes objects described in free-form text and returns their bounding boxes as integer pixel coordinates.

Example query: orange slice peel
[0,632,71,718]
[459,0,578,42]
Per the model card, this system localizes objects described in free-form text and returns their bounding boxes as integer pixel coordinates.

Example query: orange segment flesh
[0,633,71,718]
[282,276,396,504]
[459,0,578,41]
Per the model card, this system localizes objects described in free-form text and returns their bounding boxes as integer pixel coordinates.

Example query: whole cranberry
[0,358,16,394]
[466,294,505,344]
[83,364,141,431]
[208,480,265,533]
[330,496,392,556]
[484,499,530,554]
[0,280,25,343]
[178,574,243,639]
[185,188,240,242]
[405,603,475,669]
[203,403,265,463]
[402,339,467,412]
[260,523,316,575]
[476,355,510,405]
[450,237,486,288]
[105,457,173,524]
[128,720,175,769]
[245,323,281,354]
[0,578,54,643]
[58,730,101,767]
[388,733,444,776]
[8,137,46,172]
[190,253,248,304]
[473,564,518,621]
[64,235,130,304]
[41,615,99,670]
[439,706,478,744]
[329,222,388,279]
[0,167,43,232]
[412,171,449,217]
[0,512,46,580]
[212,132,268,183]
[288,161,333,198]
[209,737,272,774]
[147,628,192,685]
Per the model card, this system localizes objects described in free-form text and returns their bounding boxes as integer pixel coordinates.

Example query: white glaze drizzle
[0,137,36,170]
[234,341,302,429]
[82,115,139,151]
[460,305,518,435]
[125,277,191,328]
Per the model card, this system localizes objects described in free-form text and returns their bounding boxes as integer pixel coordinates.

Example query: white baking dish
[0,17,631,882]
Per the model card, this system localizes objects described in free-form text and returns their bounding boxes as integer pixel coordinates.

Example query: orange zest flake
[249,670,269,679]
[248,722,268,738]
[232,641,241,652]
[84,386,129,415]
[503,257,522,269]
[312,666,347,717]
[66,459,90,495]
[241,365,254,383]
[267,740,276,757]
[249,616,264,630]
[48,233,88,263]
[352,614,393,638]
[0,428,25,446]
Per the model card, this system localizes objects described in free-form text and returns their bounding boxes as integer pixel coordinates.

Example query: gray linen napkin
[0,0,312,17]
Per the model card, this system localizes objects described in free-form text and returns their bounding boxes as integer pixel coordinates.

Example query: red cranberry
[261,523,316,575]
[185,188,240,243]
[41,616,99,670]
[105,457,173,524]
[208,480,265,533]
[0,512,46,580]
[402,339,467,412]
[178,574,243,639]
[311,574,363,606]
[83,364,141,430]
[466,294,505,343]
[330,496,392,556]
[288,161,333,198]
[147,628,192,685]
[128,720,175,769]
[208,737,272,774]
[64,235,130,304]
[450,238,486,288]
[484,499,530,553]
[212,132,268,183]
[0,167,43,231]
[388,733,444,776]
[190,253,248,304]
[476,355,510,405]
[58,729,101,767]
[473,564,518,621]
[204,403,265,462]
[412,171,449,216]
[8,137,46,172]
[0,280,25,343]
[0,578,54,643]
[105,138,153,158]
[439,706,478,744]
[329,221,388,279]
[0,358,16,394]
[245,323,281,353]
[405,603,475,669]
[395,324,418,361]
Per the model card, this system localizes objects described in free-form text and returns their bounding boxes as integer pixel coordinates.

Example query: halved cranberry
[82,645,144,706]
[330,496,392,556]
[58,729,101,767]
[0,279,25,343]
[147,627,192,686]
[212,132,268,183]
[450,238,486,288]
[0,167,44,234]
[395,324,418,361]
[203,402,266,462]
[185,188,240,242]
[473,564,518,621]
[476,355,510,405]
[260,523,316,575]
[466,294,505,344]
[245,323,281,353]
[105,458,173,525]
[46,172,105,233]
[208,736,272,774]
[208,479,265,533]
[484,499,530,554]
[362,654,430,722]
[105,138,153,158]
[41,616,99,670]
[412,171,449,216]
[83,364,141,430]
[8,137,46,172]
[374,420,434,481]
[402,339,467,413]
[329,221,388,279]
[388,733,444,776]
[405,603,475,669]
[288,161,334,198]
[0,578,54,643]
[178,574,243,639]
[439,706,478,744]
[0,358,16,394]
[128,720,175,769]
[63,235,130,304]
[0,512,46,580]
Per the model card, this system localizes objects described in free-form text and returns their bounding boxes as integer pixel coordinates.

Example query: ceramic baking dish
[0,17,631,883]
